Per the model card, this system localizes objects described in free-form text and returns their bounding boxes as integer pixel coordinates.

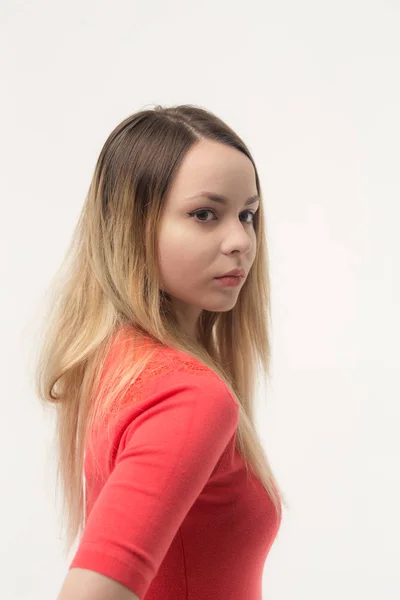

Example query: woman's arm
[56,568,140,600]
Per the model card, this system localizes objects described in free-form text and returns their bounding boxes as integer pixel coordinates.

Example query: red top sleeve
[69,366,239,598]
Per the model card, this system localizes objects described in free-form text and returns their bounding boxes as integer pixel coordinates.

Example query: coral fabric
[68,330,282,599]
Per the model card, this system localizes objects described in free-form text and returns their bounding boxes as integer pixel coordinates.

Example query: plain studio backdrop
[1,1,399,598]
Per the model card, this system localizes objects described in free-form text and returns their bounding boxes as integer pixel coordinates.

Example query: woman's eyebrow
[186,192,260,206]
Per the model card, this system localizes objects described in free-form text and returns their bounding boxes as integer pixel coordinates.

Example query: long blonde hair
[34,104,287,558]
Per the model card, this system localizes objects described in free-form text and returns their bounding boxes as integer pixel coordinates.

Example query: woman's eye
[189,209,255,224]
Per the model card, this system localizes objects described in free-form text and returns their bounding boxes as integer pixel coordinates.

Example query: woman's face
[157,138,259,340]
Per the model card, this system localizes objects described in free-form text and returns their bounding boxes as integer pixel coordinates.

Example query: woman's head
[34,104,285,556]
[85,104,266,346]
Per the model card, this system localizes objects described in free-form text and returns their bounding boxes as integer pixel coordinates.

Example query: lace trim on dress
[129,346,237,407]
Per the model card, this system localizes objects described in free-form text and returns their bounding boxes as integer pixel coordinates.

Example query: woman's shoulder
[107,325,223,392]
[92,325,238,440]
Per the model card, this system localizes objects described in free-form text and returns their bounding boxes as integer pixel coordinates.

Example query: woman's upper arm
[66,371,238,598]
[56,568,140,600]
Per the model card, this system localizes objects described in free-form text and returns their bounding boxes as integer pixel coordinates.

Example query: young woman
[35,104,286,599]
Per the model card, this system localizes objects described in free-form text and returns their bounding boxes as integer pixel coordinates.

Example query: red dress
[69,329,282,599]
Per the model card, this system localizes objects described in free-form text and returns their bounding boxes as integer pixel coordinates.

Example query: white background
[1,1,399,598]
